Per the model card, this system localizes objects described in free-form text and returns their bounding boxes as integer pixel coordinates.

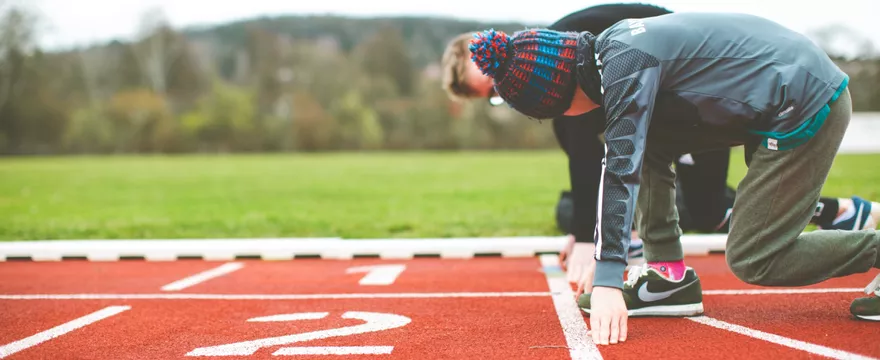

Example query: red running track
[0,255,877,359]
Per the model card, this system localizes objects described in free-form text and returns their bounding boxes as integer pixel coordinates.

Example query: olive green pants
[637,87,880,286]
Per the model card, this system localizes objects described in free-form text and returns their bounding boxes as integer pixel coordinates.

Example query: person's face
[563,87,601,116]
[463,57,506,106]
[463,58,495,98]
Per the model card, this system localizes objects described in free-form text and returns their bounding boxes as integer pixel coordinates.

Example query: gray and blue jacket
[579,12,850,289]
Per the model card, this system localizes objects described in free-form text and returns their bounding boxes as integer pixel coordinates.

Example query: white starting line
[0,235,729,261]
[687,316,877,360]
[0,292,553,300]
[702,288,865,295]
[0,287,866,301]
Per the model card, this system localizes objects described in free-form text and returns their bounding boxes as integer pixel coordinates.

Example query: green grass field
[1,150,878,241]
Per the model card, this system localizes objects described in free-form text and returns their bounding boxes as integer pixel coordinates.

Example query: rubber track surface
[0,255,877,359]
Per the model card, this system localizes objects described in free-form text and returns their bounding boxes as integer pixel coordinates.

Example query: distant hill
[179,15,542,68]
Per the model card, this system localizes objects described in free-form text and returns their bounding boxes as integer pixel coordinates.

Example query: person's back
[550,3,670,33]
[592,12,848,150]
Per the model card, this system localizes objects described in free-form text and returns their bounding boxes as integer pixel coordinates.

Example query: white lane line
[0,287,863,301]
[248,313,329,322]
[539,255,603,360]
[0,306,130,358]
[687,316,876,360]
[703,288,863,295]
[273,346,394,355]
[0,292,552,300]
[161,262,244,291]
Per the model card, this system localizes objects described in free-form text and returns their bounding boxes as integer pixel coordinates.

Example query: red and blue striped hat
[469,28,579,120]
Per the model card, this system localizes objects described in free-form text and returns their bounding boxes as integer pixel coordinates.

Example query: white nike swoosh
[638,280,696,302]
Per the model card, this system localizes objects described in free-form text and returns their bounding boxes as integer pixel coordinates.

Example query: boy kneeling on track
[467,12,880,345]
[439,3,880,298]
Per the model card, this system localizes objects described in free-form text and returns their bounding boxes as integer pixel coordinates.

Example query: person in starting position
[468,12,880,345]
[440,3,880,295]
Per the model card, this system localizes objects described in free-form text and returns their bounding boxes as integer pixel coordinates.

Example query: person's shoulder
[549,3,672,33]
[560,3,673,20]
[596,13,682,52]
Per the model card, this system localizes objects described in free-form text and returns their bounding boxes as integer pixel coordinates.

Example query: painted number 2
[186,312,411,356]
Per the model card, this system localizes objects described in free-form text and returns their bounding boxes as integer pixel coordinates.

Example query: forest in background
[1,6,878,155]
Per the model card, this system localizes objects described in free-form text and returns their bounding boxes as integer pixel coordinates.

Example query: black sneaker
[850,273,880,321]
[578,265,704,317]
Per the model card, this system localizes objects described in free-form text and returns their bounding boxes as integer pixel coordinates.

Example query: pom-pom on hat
[469,28,580,120]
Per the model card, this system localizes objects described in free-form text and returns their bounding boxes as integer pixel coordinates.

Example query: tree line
[0,6,878,155]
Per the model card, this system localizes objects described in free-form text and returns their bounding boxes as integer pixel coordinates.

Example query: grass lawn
[1,150,877,240]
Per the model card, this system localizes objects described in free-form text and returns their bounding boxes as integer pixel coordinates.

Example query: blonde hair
[440,32,478,101]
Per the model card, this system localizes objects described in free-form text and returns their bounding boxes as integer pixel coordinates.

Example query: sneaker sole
[854,314,880,321]
[581,303,704,317]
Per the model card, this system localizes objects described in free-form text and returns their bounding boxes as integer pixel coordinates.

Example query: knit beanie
[469,28,580,120]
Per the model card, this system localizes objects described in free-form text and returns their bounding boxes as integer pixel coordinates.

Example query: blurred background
[1,0,878,155]
[1,0,878,241]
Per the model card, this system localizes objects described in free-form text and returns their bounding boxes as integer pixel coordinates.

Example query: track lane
[0,302,125,347]
[171,258,552,294]
[700,293,880,358]
[0,258,551,294]
[0,262,245,294]
[595,316,811,360]
[0,301,132,359]
[2,254,877,359]
[0,298,568,359]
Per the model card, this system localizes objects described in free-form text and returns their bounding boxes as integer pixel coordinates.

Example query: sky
[15,0,880,56]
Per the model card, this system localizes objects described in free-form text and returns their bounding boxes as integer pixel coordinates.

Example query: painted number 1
[186,311,411,356]
[346,264,406,286]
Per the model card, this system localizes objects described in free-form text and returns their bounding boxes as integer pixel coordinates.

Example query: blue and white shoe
[824,196,880,231]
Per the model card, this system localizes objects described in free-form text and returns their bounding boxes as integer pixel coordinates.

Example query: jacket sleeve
[592,44,662,289]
